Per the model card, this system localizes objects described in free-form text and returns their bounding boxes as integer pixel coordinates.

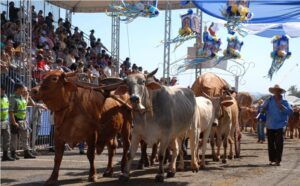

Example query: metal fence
[1,0,60,152]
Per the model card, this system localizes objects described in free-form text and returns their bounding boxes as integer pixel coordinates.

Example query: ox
[287,106,300,139]
[96,96,132,177]
[116,69,199,182]
[191,72,241,163]
[237,92,256,132]
[31,70,124,185]
[178,96,214,169]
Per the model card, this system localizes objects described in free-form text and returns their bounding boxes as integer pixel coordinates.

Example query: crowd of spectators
[1,2,178,96]
[1,2,127,93]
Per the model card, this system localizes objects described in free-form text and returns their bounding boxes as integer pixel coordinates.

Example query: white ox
[116,69,199,182]
[191,72,241,164]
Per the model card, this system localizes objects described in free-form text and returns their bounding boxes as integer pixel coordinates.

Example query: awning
[47,1,188,13]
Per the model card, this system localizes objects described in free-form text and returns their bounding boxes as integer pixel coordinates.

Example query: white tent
[47,0,187,13]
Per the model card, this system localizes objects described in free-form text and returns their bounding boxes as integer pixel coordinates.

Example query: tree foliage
[288,85,300,97]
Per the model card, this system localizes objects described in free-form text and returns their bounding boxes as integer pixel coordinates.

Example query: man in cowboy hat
[261,84,292,166]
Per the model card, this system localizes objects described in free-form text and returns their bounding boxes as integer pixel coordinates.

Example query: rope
[126,24,131,58]
[278,63,299,84]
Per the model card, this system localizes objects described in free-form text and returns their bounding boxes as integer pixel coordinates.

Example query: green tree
[288,85,300,97]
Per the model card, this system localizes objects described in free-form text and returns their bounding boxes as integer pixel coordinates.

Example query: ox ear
[146,81,161,90]
[114,85,128,95]
[221,96,234,107]
[64,81,77,92]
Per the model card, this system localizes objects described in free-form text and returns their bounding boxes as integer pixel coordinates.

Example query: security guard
[9,83,36,159]
[1,85,14,161]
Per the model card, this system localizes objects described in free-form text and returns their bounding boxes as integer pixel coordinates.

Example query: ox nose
[130,95,140,104]
[31,89,38,95]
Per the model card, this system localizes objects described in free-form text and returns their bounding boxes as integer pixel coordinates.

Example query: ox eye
[138,79,145,85]
[51,77,58,81]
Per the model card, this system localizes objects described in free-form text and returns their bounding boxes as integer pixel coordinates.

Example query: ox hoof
[45,179,58,186]
[155,174,164,182]
[103,171,113,177]
[150,159,155,166]
[213,157,219,162]
[177,167,184,172]
[166,171,175,178]
[119,175,129,182]
[222,159,227,164]
[228,155,233,160]
[234,155,240,159]
[144,160,150,167]
[137,163,144,170]
[88,176,97,182]
[200,164,205,169]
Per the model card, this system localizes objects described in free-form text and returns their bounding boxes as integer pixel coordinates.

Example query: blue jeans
[78,142,85,152]
[257,121,266,141]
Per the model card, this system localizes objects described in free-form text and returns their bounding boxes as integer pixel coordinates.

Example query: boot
[2,151,15,161]
[11,151,20,160]
[24,150,36,159]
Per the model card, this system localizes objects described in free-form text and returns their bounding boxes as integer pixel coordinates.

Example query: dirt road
[1,132,300,186]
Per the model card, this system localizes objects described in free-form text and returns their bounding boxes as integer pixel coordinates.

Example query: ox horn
[146,68,158,78]
[99,77,124,86]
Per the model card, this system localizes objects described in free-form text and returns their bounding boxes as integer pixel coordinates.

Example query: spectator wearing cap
[89,30,96,47]
[72,27,81,40]
[261,84,293,166]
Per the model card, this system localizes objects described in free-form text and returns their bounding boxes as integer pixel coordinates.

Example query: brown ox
[287,106,300,139]
[237,92,256,132]
[239,106,257,133]
[191,72,241,163]
[96,95,132,177]
[31,70,124,185]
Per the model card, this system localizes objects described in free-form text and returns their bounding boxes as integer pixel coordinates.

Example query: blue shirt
[262,96,293,129]
[257,105,267,122]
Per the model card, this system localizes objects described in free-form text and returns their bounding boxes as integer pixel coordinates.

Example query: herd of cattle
[30,69,300,185]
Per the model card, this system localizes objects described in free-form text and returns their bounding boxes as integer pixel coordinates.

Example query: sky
[71,5,300,94]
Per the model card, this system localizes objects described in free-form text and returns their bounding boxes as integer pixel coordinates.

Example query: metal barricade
[28,107,53,151]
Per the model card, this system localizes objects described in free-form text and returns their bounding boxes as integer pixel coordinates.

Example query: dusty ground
[1,132,300,186]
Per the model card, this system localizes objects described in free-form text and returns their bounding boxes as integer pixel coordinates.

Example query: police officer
[9,83,36,159]
[1,84,15,161]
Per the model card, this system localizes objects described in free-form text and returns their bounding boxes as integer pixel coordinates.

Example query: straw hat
[269,84,286,94]
[257,99,264,105]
